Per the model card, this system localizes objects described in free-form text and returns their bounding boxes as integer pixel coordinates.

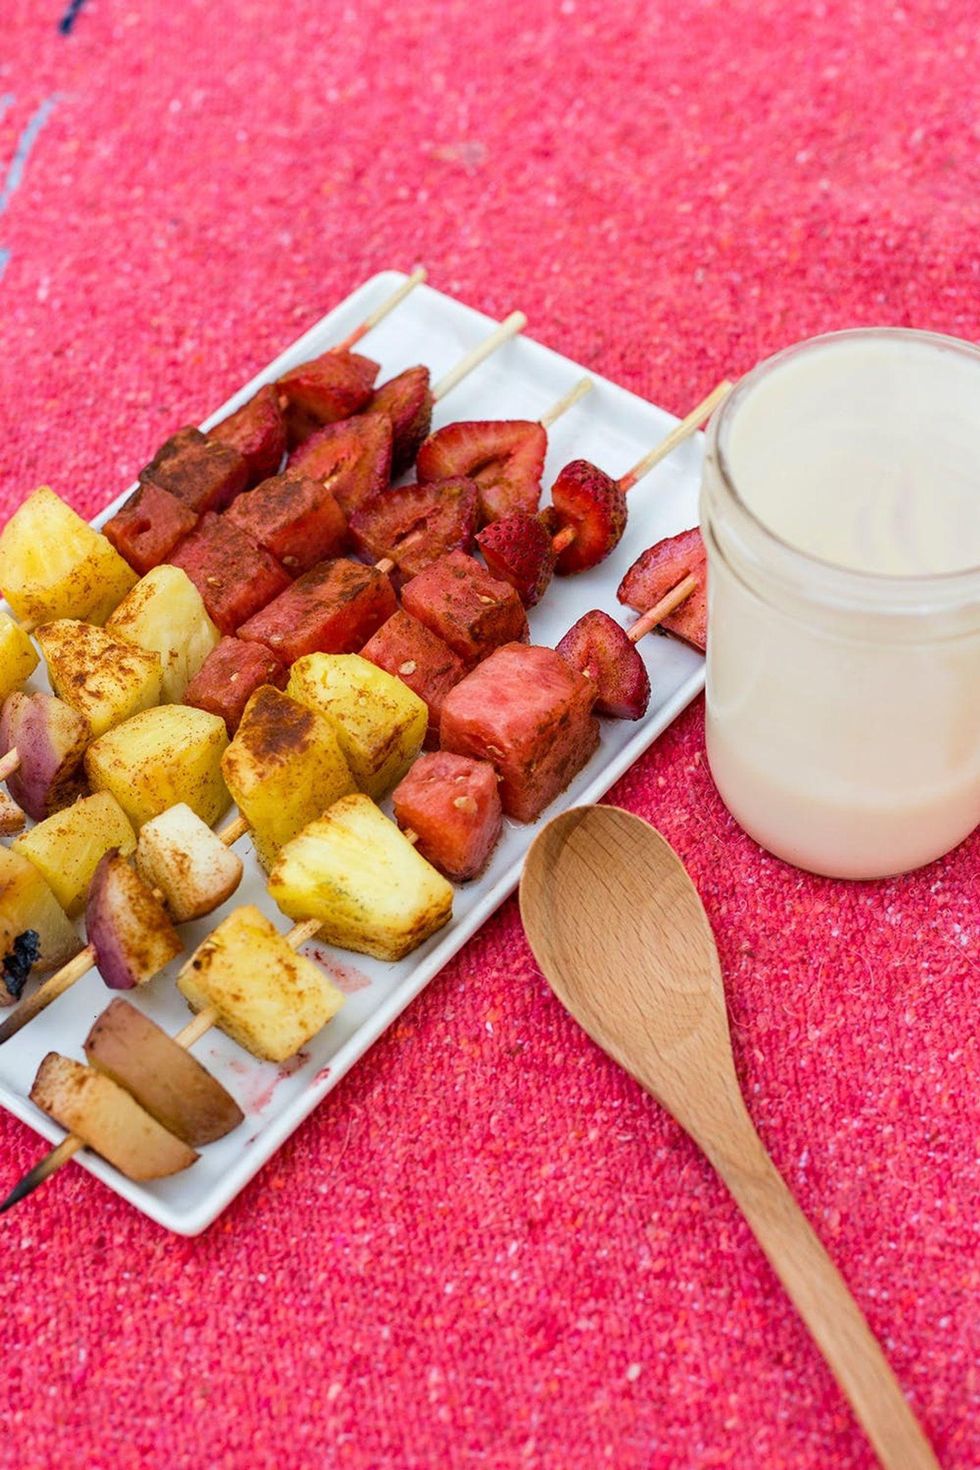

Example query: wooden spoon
[519,805,939,1470]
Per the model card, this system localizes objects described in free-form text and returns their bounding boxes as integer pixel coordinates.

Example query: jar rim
[710,327,980,610]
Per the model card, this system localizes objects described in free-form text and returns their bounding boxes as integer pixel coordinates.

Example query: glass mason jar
[699,328,980,880]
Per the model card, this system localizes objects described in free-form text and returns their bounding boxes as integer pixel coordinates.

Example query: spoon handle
[706,1110,939,1470]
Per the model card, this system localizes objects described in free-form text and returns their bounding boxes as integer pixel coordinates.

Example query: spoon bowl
[519,804,938,1470]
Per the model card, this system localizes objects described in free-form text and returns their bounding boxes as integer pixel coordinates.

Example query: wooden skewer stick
[0,747,20,783]
[0,918,323,1214]
[618,378,733,493]
[0,813,250,1044]
[550,379,733,556]
[431,312,527,402]
[538,376,593,429]
[626,573,700,644]
[334,267,427,352]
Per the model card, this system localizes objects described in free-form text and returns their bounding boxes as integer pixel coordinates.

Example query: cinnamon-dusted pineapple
[177,904,345,1062]
[13,792,136,917]
[286,653,427,800]
[0,846,82,989]
[36,620,162,738]
[268,794,453,961]
[0,611,38,702]
[220,684,355,869]
[84,705,230,829]
[0,487,137,627]
[106,565,220,704]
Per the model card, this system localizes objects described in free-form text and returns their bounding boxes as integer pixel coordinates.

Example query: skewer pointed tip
[0,1138,76,1215]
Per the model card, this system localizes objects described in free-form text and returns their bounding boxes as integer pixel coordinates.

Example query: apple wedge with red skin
[416,420,547,524]
[84,998,244,1146]
[277,349,380,447]
[287,413,393,517]
[208,384,287,487]
[476,511,556,607]
[349,478,478,583]
[551,459,628,575]
[556,609,651,720]
[0,691,90,821]
[617,527,708,652]
[368,366,433,476]
[86,849,183,991]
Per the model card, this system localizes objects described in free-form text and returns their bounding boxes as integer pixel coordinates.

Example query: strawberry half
[277,349,380,447]
[349,478,478,582]
[476,512,556,607]
[287,413,393,517]
[550,460,627,575]
[556,609,651,720]
[617,527,708,652]
[368,366,433,477]
[416,420,547,525]
[208,384,287,487]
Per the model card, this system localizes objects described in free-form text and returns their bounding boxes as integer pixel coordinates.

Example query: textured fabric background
[1,3,978,1467]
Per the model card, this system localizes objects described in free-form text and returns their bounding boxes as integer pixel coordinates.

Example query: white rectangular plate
[0,271,706,1234]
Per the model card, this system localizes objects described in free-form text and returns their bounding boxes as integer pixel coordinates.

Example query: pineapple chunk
[269,793,454,961]
[0,845,81,982]
[13,791,136,916]
[0,487,137,627]
[106,565,220,703]
[136,803,243,922]
[37,619,162,738]
[221,685,355,870]
[177,904,344,1062]
[30,1053,197,1180]
[0,611,38,701]
[85,704,230,830]
[286,653,427,800]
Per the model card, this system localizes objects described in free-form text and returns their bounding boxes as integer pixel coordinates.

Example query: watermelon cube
[184,637,287,733]
[103,483,198,576]
[170,514,291,634]
[440,643,599,822]
[238,558,396,665]
[392,751,502,882]
[277,349,380,446]
[286,414,393,516]
[208,384,286,487]
[400,550,528,667]
[360,610,465,747]
[140,426,248,514]
[225,473,348,574]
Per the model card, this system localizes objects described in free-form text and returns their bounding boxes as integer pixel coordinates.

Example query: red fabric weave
[0,3,977,1466]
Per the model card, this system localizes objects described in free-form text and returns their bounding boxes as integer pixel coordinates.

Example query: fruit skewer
[0,915,324,1214]
[475,380,730,607]
[371,373,593,579]
[0,810,248,1042]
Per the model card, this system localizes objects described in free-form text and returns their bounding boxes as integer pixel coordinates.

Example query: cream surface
[724,334,980,576]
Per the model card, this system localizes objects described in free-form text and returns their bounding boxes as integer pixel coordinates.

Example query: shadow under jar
[700,328,980,880]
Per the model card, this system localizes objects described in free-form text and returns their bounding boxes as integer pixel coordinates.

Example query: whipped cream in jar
[699,328,980,879]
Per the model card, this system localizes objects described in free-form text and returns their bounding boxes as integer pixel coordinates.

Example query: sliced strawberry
[556,610,650,720]
[551,460,627,575]
[349,478,477,583]
[368,366,432,477]
[277,349,379,446]
[103,482,198,576]
[208,385,286,487]
[476,512,556,607]
[140,426,249,514]
[287,413,392,517]
[617,527,707,652]
[225,473,348,574]
[416,420,547,524]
